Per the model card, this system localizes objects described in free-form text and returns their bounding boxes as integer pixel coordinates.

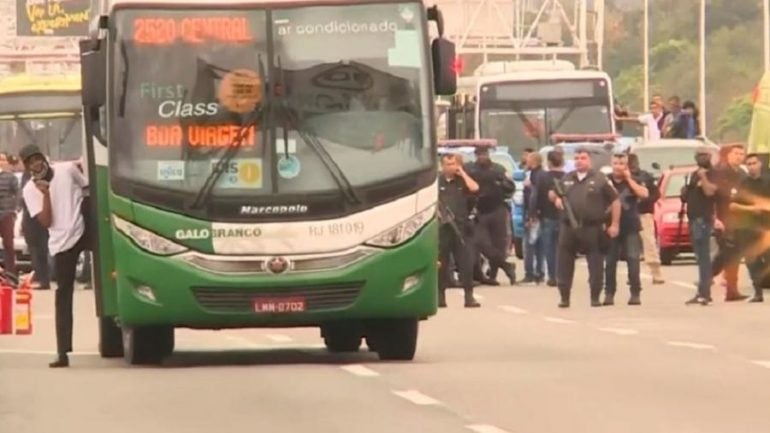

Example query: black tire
[99,316,124,358]
[122,326,174,365]
[513,237,524,259]
[322,322,362,353]
[660,248,676,266]
[368,319,419,361]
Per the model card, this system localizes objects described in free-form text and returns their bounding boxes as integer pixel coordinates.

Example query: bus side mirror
[79,38,106,107]
[432,38,457,96]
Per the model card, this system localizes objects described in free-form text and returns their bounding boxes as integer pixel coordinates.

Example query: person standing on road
[711,143,750,302]
[19,144,89,368]
[603,153,649,306]
[523,152,545,283]
[728,153,770,303]
[628,153,665,284]
[466,146,517,286]
[438,153,480,308]
[0,152,19,275]
[20,164,52,290]
[549,148,620,308]
[534,150,566,287]
[682,146,719,305]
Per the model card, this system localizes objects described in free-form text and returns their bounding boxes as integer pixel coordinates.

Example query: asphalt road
[2,257,769,433]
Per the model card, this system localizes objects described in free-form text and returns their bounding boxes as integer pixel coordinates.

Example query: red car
[654,166,695,265]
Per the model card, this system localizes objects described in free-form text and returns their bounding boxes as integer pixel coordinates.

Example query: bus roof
[438,139,497,149]
[105,0,408,10]
[0,73,81,95]
[476,69,611,87]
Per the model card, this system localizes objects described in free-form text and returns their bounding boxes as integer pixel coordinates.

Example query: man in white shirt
[19,144,88,368]
[638,101,664,141]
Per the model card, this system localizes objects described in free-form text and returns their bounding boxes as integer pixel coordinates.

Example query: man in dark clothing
[466,147,517,285]
[728,153,770,302]
[21,169,52,290]
[711,143,749,301]
[533,150,566,287]
[683,146,720,305]
[523,152,545,283]
[438,153,481,308]
[0,152,19,275]
[549,148,620,308]
[603,154,649,306]
[628,153,665,284]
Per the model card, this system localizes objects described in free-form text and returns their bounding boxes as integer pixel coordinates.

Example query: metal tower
[430,0,605,71]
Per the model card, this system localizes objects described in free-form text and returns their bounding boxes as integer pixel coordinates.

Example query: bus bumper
[113,222,439,329]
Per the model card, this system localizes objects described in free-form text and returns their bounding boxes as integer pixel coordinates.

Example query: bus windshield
[478,79,613,156]
[111,4,432,214]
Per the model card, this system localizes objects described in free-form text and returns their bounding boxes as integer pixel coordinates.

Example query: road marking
[671,281,696,289]
[467,425,512,433]
[392,390,441,406]
[265,334,293,343]
[543,316,575,324]
[340,364,379,377]
[598,327,639,336]
[666,341,716,351]
[751,360,770,369]
[0,349,99,356]
[499,305,529,315]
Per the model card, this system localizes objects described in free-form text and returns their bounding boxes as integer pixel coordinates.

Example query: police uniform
[604,174,644,306]
[438,174,479,308]
[466,160,517,285]
[553,169,618,307]
[731,173,770,302]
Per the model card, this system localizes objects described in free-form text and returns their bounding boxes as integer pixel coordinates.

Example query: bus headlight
[113,215,188,256]
[365,205,436,248]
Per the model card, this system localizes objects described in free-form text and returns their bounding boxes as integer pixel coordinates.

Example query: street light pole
[699,0,707,134]
[762,0,770,72]
[642,0,650,112]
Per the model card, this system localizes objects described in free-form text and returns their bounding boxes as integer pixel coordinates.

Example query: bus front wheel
[122,326,174,365]
[321,322,362,353]
[99,316,123,358]
[368,319,418,361]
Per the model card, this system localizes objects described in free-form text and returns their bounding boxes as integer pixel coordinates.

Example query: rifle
[552,177,580,229]
[675,173,690,255]
[438,199,466,246]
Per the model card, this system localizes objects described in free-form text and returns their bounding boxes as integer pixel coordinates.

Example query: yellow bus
[0,73,83,162]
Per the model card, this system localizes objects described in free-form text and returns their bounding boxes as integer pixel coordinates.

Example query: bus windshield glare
[111,4,432,213]
[478,79,612,155]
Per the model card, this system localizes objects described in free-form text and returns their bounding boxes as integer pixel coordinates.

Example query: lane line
[340,364,379,377]
[467,425,512,433]
[543,316,575,324]
[392,390,441,406]
[666,341,717,351]
[751,360,770,369]
[499,305,529,315]
[598,327,639,336]
[265,334,293,343]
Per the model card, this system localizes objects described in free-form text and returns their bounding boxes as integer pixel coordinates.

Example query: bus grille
[192,282,364,313]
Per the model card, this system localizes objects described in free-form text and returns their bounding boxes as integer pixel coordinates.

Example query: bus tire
[369,319,418,361]
[321,322,362,353]
[98,316,124,358]
[122,326,173,365]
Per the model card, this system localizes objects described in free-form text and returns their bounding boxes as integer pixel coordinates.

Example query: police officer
[728,153,770,302]
[549,148,620,308]
[438,153,481,308]
[466,146,517,285]
[603,153,649,306]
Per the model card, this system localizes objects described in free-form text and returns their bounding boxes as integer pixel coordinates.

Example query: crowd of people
[616,94,702,140]
[439,142,770,309]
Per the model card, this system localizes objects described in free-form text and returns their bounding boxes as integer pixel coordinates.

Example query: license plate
[253,297,306,313]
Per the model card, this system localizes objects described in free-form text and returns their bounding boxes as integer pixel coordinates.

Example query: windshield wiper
[272,56,360,204]
[118,41,129,117]
[190,55,268,210]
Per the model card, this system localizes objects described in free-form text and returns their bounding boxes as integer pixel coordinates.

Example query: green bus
[79,0,457,364]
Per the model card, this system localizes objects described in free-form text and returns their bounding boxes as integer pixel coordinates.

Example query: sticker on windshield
[387,30,420,68]
[211,158,263,189]
[218,69,263,114]
[277,155,301,179]
[157,161,185,181]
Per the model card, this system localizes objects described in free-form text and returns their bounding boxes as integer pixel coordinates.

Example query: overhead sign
[16,0,91,37]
